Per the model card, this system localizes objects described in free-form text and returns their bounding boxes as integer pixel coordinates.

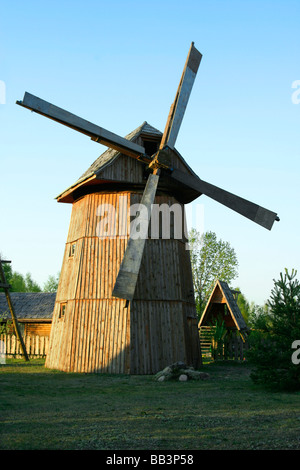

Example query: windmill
[16,43,279,374]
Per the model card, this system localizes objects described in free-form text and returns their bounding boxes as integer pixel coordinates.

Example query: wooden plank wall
[24,323,52,337]
[46,190,201,374]
[46,192,132,373]
[130,191,201,373]
[130,301,187,374]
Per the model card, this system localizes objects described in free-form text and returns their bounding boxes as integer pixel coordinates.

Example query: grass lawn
[0,358,300,450]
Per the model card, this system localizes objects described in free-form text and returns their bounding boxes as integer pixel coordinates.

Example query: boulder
[157,375,165,382]
[178,374,188,382]
[154,362,210,382]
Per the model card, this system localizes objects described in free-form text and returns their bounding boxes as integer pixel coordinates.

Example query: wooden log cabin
[0,292,55,337]
[45,122,202,374]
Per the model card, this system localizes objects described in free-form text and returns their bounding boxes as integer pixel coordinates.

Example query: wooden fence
[199,326,249,362]
[220,335,249,361]
[0,329,249,363]
[0,334,49,359]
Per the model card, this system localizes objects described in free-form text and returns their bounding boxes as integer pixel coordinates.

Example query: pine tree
[247,269,300,391]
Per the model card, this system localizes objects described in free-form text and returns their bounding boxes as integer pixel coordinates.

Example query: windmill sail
[112,43,202,301]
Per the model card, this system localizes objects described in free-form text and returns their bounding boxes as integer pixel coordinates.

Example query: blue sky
[0,0,299,305]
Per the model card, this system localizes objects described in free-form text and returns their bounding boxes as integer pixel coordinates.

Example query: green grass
[1,359,300,450]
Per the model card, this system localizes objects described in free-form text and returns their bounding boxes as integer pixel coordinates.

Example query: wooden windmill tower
[17,43,279,374]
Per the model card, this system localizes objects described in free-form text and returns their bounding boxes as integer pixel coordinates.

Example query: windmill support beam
[0,260,29,361]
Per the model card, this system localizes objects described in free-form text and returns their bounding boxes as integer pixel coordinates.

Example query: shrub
[246,269,300,391]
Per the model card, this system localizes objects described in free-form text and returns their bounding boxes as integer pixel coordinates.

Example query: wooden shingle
[0,292,55,320]
[56,121,201,204]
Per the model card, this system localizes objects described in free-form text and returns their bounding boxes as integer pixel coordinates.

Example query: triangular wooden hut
[45,122,202,374]
[198,280,250,340]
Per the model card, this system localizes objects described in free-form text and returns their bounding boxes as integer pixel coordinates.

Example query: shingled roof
[0,292,56,320]
[56,121,162,200]
[78,121,163,183]
[56,121,201,204]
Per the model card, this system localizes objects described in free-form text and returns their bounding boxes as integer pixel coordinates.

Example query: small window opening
[143,140,159,157]
[59,303,67,319]
[69,243,76,257]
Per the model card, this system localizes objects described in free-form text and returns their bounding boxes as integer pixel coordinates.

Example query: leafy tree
[0,315,12,334]
[189,229,238,319]
[246,269,300,391]
[6,271,42,292]
[235,288,251,323]
[234,289,269,326]
[247,302,271,330]
[24,273,42,292]
[9,272,27,292]
[43,273,60,292]
[0,255,41,292]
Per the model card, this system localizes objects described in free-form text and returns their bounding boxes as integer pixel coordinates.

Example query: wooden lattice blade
[112,172,160,300]
[16,92,145,159]
[170,168,279,230]
[160,42,202,150]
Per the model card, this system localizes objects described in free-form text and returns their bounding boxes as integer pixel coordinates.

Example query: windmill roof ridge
[55,122,163,200]
[55,121,199,203]
[80,121,163,179]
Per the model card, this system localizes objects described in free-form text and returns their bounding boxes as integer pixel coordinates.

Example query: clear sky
[0,0,299,306]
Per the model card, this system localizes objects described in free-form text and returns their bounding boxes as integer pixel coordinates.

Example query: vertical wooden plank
[108,298,115,372]
[124,300,131,374]
[81,301,89,372]
[73,301,81,372]
[88,300,96,372]
[102,299,110,372]
[117,302,124,374]
[109,299,116,374]
[98,300,105,372]
[7,334,10,357]
[140,302,147,374]
[130,303,137,374]
[119,300,128,374]
[112,299,119,374]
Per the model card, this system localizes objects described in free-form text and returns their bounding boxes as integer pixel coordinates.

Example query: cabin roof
[198,280,249,332]
[56,121,200,204]
[0,292,56,320]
